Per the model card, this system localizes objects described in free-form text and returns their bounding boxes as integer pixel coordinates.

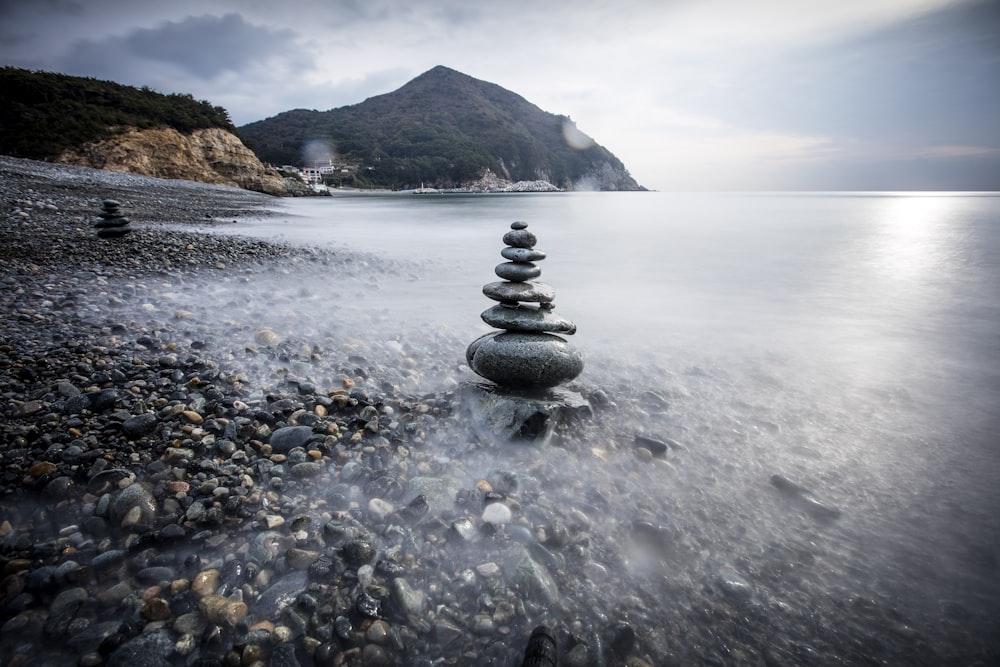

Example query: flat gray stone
[502,228,537,248]
[501,247,546,262]
[483,281,555,304]
[494,261,541,282]
[466,331,583,388]
[481,304,576,334]
[460,382,592,442]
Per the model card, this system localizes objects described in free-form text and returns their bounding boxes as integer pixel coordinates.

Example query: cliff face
[56,127,288,195]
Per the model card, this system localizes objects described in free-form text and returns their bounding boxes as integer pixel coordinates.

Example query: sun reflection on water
[869,194,965,285]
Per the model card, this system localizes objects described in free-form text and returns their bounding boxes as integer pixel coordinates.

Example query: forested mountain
[239,66,643,191]
[0,67,237,159]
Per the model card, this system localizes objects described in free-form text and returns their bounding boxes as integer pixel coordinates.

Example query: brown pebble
[0,522,14,539]
[166,481,190,494]
[28,461,57,478]
[141,597,171,621]
[181,410,203,424]
[191,569,219,598]
[198,594,247,628]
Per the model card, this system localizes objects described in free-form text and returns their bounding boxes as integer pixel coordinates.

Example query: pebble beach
[2,156,995,667]
[0,155,633,667]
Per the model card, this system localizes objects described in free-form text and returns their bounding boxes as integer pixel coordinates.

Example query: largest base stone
[466,331,584,389]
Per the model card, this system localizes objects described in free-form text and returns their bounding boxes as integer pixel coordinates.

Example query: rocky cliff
[56,127,289,195]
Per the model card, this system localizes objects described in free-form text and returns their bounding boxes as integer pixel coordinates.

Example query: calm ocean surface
[202,191,1000,661]
[220,191,1000,410]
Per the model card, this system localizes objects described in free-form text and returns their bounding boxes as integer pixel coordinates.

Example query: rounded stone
[467,332,584,389]
[285,548,320,570]
[502,229,537,249]
[368,498,395,522]
[389,577,425,616]
[511,221,528,229]
[198,594,248,627]
[97,227,132,239]
[269,425,313,454]
[483,281,554,304]
[341,539,377,566]
[481,304,576,334]
[365,619,391,645]
[110,482,156,526]
[501,247,546,262]
[494,262,541,282]
[123,413,158,439]
[191,569,220,598]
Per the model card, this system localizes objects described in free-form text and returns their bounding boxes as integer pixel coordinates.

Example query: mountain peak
[240,67,643,191]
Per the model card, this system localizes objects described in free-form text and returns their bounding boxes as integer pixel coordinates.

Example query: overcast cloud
[1,0,997,190]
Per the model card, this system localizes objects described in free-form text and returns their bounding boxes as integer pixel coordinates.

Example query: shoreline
[2,156,995,666]
[1,155,294,278]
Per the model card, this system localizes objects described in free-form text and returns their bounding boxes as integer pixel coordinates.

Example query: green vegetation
[0,67,237,159]
[239,66,642,190]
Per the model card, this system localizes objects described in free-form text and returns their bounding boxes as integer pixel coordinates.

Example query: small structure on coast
[463,221,589,441]
[93,199,131,238]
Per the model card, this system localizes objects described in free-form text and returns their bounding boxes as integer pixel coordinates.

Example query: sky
[1,0,998,191]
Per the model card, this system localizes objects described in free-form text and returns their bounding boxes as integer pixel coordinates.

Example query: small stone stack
[93,199,132,239]
[466,221,583,390]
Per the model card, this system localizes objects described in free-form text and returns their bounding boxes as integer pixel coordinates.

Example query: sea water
[202,190,1000,662]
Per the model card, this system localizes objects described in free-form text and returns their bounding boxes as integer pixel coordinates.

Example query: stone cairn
[93,199,132,239]
[466,221,583,390]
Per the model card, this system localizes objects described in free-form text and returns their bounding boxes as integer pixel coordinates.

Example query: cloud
[1,0,994,189]
[672,0,1000,144]
[218,67,413,126]
[915,145,1000,159]
[56,13,303,81]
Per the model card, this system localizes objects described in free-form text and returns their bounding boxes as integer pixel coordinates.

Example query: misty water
[184,190,999,663]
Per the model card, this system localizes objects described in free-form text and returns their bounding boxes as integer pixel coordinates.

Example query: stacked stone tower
[93,199,132,239]
[466,221,583,390]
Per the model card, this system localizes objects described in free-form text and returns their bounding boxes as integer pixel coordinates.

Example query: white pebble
[368,497,395,522]
[482,503,512,525]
